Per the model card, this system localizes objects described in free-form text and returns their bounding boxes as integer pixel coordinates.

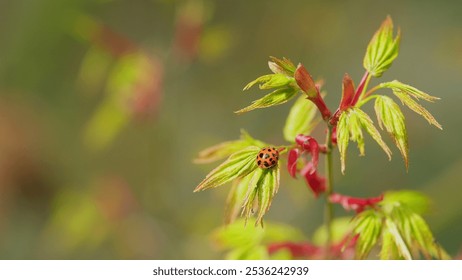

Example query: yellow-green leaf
[379,81,442,129]
[337,108,391,174]
[390,206,450,259]
[384,218,412,260]
[224,174,253,224]
[381,80,440,102]
[283,94,319,142]
[194,130,266,164]
[337,110,352,174]
[194,146,259,192]
[312,216,354,246]
[235,87,298,114]
[243,73,293,91]
[212,218,304,260]
[355,108,392,160]
[382,190,430,215]
[268,56,296,76]
[212,218,265,250]
[374,96,409,169]
[353,210,383,259]
[363,16,401,77]
[380,226,402,259]
[242,166,280,226]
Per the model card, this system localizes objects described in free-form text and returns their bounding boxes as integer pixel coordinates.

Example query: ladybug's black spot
[259,153,263,158]
[272,153,276,157]
[264,162,270,167]
[271,160,276,164]
[257,160,261,166]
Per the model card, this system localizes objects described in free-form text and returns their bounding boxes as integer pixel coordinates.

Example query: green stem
[355,94,379,108]
[362,84,381,99]
[324,125,335,257]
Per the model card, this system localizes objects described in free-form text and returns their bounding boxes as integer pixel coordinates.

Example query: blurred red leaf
[287,148,300,178]
[301,162,326,197]
[329,193,384,213]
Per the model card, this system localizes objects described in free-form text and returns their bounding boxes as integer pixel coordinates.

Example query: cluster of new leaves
[194,56,325,225]
[351,191,450,260]
[211,218,305,260]
[334,16,441,173]
[213,217,358,260]
[194,16,445,259]
[194,130,282,226]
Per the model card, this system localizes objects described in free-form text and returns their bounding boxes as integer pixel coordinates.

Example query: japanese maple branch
[324,124,335,257]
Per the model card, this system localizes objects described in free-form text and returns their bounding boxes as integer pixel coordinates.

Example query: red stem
[351,71,370,106]
[309,94,331,121]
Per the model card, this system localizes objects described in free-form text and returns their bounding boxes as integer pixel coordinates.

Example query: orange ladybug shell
[256,147,279,169]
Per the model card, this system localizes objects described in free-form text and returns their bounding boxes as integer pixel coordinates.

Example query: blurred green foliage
[0,0,461,259]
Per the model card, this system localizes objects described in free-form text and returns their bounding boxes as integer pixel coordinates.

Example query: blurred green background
[0,0,461,259]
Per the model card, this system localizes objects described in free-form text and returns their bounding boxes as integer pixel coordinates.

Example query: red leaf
[294,64,332,120]
[287,148,300,178]
[340,73,355,111]
[294,64,318,98]
[301,162,326,197]
[329,193,384,213]
[268,233,358,259]
[295,135,319,171]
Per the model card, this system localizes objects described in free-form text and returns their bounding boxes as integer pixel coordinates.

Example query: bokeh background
[0,0,461,259]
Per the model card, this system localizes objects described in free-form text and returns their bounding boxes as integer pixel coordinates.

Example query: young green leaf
[337,110,351,174]
[257,167,280,225]
[380,80,440,102]
[194,130,266,163]
[409,213,451,259]
[355,108,392,160]
[312,217,354,246]
[262,222,306,244]
[379,81,442,129]
[337,108,391,173]
[407,211,435,258]
[384,218,412,260]
[379,196,450,260]
[352,210,383,259]
[382,190,430,215]
[268,56,296,76]
[390,206,450,259]
[225,246,269,260]
[224,174,253,224]
[212,218,265,249]
[194,146,259,192]
[243,73,294,91]
[347,108,366,156]
[235,87,298,114]
[194,140,248,164]
[242,166,280,226]
[212,218,305,260]
[394,92,442,129]
[363,16,401,77]
[380,227,401,260]
[283,94,319,142]
[374,95,409,168]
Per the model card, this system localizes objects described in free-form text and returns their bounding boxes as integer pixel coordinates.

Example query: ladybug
[256,147,279,169]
